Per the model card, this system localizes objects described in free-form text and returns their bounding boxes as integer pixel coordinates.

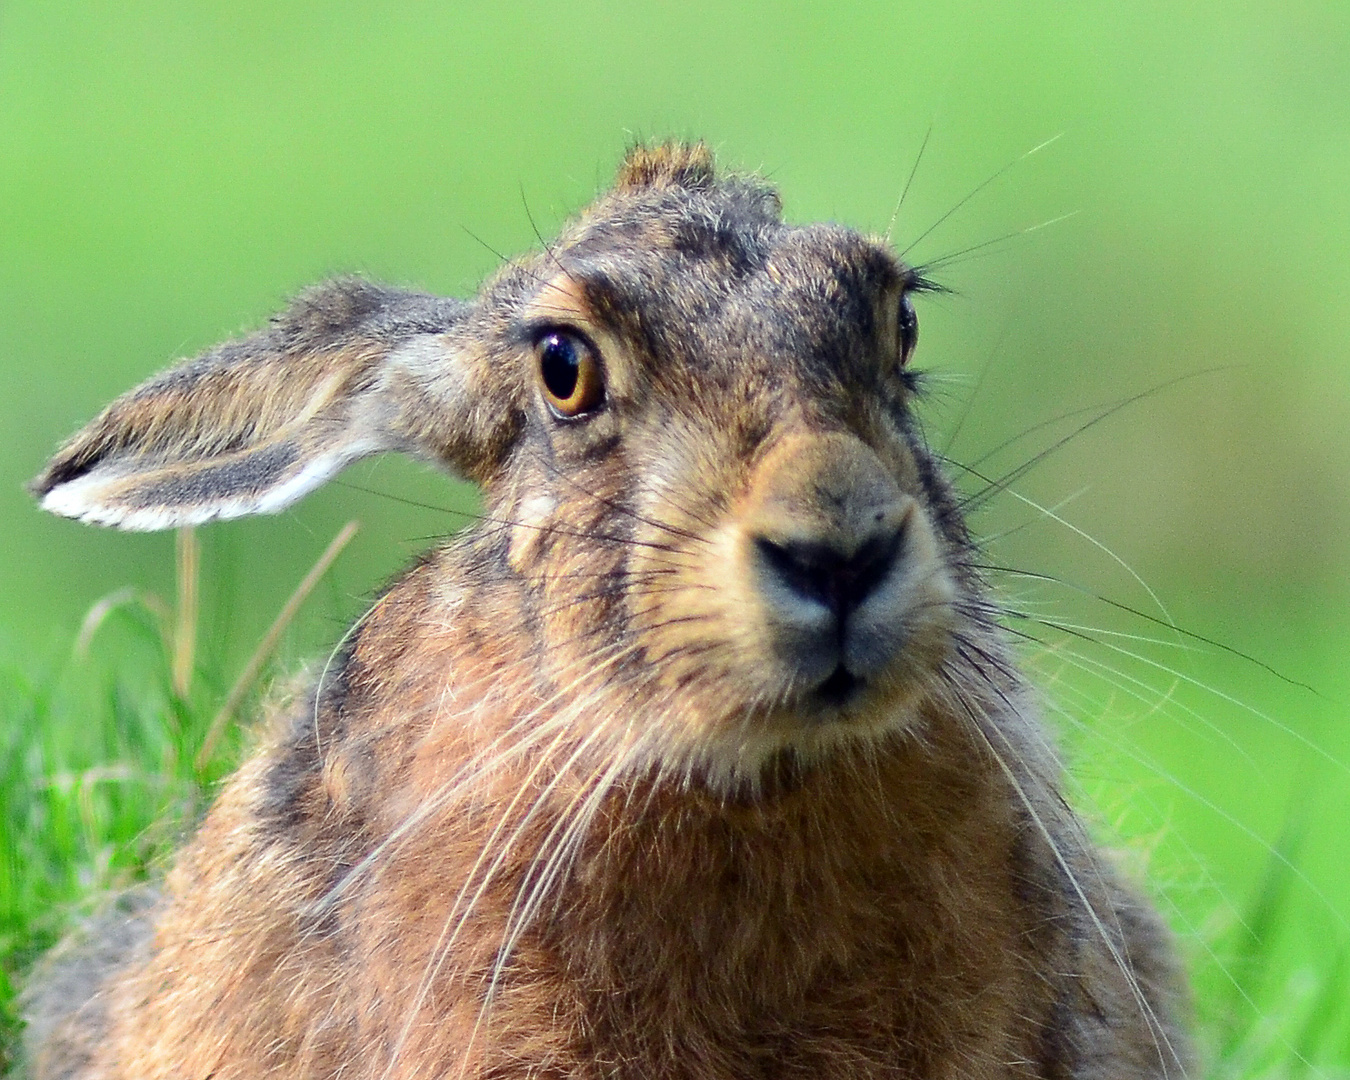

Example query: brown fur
[26,142,1191,1078]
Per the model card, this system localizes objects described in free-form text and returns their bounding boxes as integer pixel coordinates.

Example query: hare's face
[478,171,960,777]
[32,143,963,786]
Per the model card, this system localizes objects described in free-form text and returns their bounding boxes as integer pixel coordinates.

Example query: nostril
[846,528,905,605]
[755,537,837,610]
[754,520,907,620]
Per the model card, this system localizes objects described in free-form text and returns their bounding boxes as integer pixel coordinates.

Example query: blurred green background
[2,0,1348,1072]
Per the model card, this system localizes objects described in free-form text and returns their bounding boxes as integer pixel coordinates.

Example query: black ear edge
[29,430,127,499]
[30,458,89,501]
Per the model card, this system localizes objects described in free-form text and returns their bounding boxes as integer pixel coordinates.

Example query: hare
[25,142,1191,1079]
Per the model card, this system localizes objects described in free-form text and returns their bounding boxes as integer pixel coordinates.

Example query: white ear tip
[36,447,362,531]
[40,478,109,523]
[40,478,220,532]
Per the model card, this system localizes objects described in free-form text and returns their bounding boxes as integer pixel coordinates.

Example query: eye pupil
[898,294,918,364]
[536,329,605,417]
[540,334,580,400]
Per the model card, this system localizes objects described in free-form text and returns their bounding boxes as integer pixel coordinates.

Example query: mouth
[811,663,864,708]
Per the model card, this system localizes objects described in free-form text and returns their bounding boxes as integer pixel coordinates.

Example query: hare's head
[34,143,967,786]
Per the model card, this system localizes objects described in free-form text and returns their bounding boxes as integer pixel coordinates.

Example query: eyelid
[521,318,601,354]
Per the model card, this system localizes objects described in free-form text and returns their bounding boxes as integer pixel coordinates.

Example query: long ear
[32,278,512,531]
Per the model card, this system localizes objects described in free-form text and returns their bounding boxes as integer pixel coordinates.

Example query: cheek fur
[508,492,558,573]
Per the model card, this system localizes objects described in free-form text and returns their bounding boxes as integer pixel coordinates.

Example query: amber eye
[898,292,919,366]
[537,330,605,417]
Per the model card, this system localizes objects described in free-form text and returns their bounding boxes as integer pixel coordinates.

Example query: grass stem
[172,527,199,700]
[195,521,359,772]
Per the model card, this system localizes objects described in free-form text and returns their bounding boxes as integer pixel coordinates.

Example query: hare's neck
[533,714,1020,1005]
[338,547,1036,992]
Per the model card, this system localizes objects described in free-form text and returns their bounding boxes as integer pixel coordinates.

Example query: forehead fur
[569,142,785,261]
[483,142,907,426]
[479,143,909,419]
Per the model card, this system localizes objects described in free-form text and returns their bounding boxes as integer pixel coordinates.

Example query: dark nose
[754,524,905,630]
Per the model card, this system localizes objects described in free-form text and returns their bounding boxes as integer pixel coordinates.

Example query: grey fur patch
[20,888,158,1079]
[126,441,301,508]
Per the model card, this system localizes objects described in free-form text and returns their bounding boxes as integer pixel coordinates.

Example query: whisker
[970,486,1091,546]
[489,725,646,994]
[383,716,615,1078]
[331,478,702,556]
[1026,619,1350,779]
[899,132,1064,259]
[915,210,1081,275]
[318,641,644,912]
[997,626,1255,771]
[938,668,1188,1078]
[1012,614,1203,652]
[949,368,1231,516]
[938,319,1014,459]
[1035,657,1349,938]
[883,123,933,244]
[976,562,1326,697]
[525,446,721,541]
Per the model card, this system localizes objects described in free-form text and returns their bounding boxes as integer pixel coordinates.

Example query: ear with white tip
[31,279,509,531]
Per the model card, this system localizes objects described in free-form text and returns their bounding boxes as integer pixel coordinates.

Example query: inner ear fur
[32,278,501,531]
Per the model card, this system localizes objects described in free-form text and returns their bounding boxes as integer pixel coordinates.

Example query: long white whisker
[377,718,586,1080]
[1042,623,1350,780]
[1015,630,1260,771]
[999,488,1178,634]
[460,729,651,1076]
[384,673,630,1078]
[940,672,1187,1078]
